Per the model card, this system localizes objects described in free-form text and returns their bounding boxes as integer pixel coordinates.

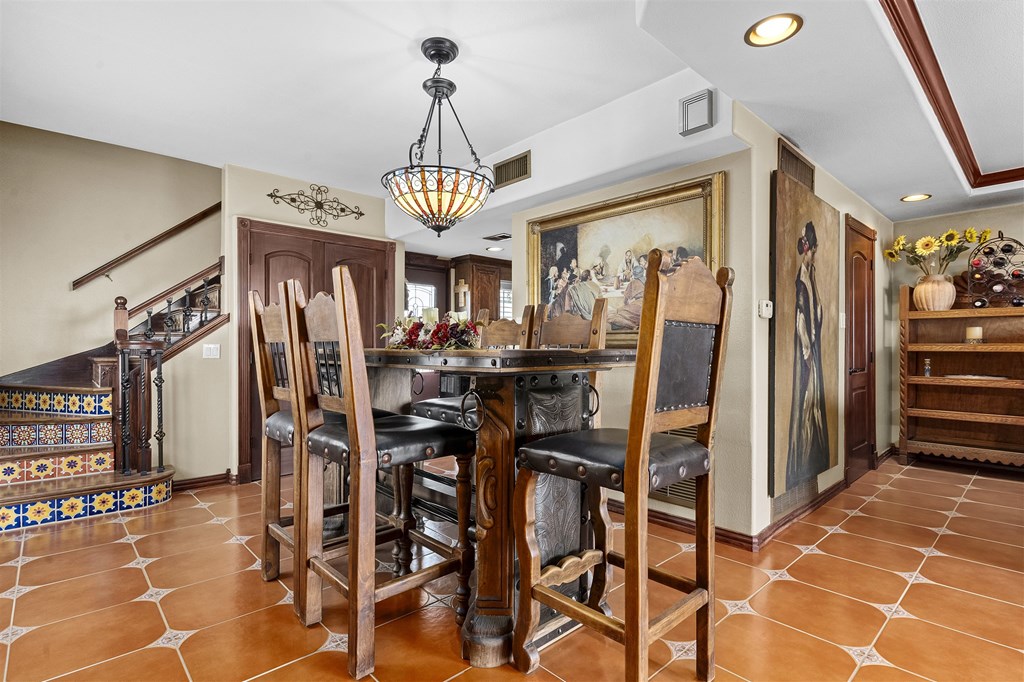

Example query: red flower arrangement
[379,314,480,350]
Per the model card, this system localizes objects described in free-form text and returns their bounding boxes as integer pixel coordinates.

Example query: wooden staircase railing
[110,257,229,475]
[72,202,221,290]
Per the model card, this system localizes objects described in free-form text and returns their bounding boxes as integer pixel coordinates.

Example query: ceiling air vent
[493,150,531,189]
[483,232,511,242]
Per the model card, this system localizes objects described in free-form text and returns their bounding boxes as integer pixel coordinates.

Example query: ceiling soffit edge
[878,0,1024,189]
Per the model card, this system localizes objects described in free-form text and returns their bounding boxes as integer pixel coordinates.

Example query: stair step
[0,386,113,417]
[1,440,115,462]
[0,467,174,533]
[0,415,112,448]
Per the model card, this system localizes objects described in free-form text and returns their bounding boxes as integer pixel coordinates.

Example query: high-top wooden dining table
[364,347,636,668]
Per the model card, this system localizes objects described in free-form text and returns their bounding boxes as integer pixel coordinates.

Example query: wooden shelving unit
[899,285,1024,467]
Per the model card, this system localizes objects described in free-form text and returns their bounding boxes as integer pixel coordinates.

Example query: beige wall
[509,103,894,536]
[0,123,221,372]
[219,165,399,479]
[0,122,224,479]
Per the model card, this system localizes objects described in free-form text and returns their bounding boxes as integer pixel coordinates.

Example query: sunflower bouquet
[884,228,990,275]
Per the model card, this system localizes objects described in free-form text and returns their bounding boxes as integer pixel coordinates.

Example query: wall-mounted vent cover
[649,425,699,509]
[483,232,512,242]
[494,150,531,189]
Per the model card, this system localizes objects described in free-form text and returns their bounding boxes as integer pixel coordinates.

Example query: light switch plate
[202,344,221,359]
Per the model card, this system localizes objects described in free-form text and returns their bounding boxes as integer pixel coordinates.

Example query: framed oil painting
[528,172,725,348]
[769,170,840,497]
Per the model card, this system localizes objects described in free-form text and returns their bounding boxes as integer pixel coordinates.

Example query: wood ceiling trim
[880,0,1024,188]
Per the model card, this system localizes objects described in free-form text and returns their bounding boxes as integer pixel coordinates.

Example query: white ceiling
[917,0,1024,174]
[0,0,683,198]
[2,0,1022,257]
[638,0,1024,224]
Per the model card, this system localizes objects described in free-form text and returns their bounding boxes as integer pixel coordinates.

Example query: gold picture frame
[528,171,725,347]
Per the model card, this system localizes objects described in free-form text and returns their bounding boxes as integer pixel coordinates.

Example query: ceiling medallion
[381,37,494,237]
[267,185,365,227]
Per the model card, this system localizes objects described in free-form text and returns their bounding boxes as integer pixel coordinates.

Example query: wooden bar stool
[250,285,394,623]
[410,305,536,428]
[286,269,477,680]
[512,252,734,682]
[248,286,347,616]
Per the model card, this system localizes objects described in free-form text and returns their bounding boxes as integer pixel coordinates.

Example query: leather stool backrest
[248,289,293,425]
[626,251,734,477]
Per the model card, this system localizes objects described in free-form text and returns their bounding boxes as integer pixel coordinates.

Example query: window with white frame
[406,283,437,318]
[499,280,513,320]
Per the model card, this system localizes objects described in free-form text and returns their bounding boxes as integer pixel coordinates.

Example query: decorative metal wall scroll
[967,231,1024,308]
[267,184,365,227]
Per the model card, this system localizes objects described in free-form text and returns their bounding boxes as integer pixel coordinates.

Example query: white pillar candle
[965,326,983,341]
[422,307,439,325]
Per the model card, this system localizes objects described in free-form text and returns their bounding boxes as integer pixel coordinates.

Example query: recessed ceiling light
[486,246,504,252]
[744,14,803,47]
[900,193,932,202]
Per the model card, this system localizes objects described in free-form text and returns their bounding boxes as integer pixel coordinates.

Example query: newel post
[114,296,129,334]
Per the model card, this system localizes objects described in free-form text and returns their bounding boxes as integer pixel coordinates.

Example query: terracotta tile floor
[0,459,1022,681]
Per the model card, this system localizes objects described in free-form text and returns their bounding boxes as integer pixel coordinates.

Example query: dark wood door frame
[236,217,396,483]
[844,214,877,484]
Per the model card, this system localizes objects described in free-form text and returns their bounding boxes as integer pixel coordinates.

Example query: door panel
[324,242,389,349]
[845,217,876,485]
[248,233,321,481]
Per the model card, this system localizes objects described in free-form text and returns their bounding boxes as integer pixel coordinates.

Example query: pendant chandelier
[381,37,494,237]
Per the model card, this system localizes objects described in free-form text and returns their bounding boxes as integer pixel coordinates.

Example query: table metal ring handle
[460,390,485,432]
[582,384,601,420]
[411,371,425,396]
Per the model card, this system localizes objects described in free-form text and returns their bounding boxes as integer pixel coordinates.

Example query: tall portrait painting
[769,170,840,496]
[528,172,725,348]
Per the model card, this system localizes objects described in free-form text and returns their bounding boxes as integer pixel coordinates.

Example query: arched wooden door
[238,218,395,482]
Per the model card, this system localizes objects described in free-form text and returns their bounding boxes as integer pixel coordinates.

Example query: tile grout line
[138,500,198,682]
[845,464,978,682]
[1,530,23,682]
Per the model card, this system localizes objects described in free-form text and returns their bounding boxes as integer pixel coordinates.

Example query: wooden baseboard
[876,445,896,466]
[175,469,233,491]
[610,479,847,552]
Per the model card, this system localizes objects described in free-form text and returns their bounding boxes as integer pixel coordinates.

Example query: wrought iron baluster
[200,277,211,326]
[154,349,165,473]
[182,288,193,336]
[138,350,151,475]
[119,348,132,475]
[144,309,155,339]
[164,298,174,344]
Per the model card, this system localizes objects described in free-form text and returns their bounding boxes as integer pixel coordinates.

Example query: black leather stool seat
[265,408,395,446]
[307,414,476,469]
[411,395,479,428]
[517,428,709,492]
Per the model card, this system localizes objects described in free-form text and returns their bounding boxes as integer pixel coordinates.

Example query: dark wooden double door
[238,218,396,482]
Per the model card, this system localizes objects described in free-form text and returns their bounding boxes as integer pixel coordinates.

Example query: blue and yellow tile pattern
[0,388,113,416]
[0,480,173,532]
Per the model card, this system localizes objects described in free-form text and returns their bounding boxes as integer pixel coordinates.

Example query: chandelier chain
[446,97,487,173]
